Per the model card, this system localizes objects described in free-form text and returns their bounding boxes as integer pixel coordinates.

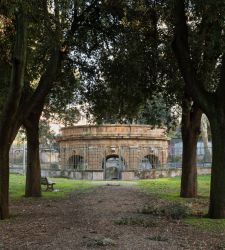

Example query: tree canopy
[1,0,225,220]
[79,0,182,128]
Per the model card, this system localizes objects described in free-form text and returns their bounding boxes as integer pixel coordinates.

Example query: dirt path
[0,184,224,250]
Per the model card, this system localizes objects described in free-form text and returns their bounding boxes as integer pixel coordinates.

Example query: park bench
[41,177,56,191]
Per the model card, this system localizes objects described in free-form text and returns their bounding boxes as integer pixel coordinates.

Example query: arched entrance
[68,155,84,170]
[103,154,126,180]
[139,154,160,169]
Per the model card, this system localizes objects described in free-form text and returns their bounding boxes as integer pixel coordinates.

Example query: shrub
[140,205,165,216]
[165,203,190,219]
[140,203,190,220]
[86,237,116,247]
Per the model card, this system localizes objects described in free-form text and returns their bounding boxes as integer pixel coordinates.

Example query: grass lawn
[136,175,225,232]
[137,175,210,201]
[9,174,225,232]
[9,174,100,200]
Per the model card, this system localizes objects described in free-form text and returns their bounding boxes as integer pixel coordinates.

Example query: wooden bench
[41,177,56,191]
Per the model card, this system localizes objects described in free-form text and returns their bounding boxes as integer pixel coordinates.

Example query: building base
[10,166,211,180]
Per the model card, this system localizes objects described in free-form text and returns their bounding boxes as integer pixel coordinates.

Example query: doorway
[103,154,126,180]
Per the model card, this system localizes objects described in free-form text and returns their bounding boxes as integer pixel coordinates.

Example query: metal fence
[60,145,168,171]
[168,139,212,167]
[9,140,212,171]
[9,145,59,171]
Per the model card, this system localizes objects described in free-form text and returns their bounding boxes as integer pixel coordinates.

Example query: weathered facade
[58,124,169,180]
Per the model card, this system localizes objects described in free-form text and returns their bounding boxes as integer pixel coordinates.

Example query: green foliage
[39,120,58,147]
[80,0,182,126]
[186,0,225,92]
[14,128,26,145]
[43,59,81,126]
[136,95,179,128]
[15,121,58,147]
[0,0,106,121]
[0,14,13,112]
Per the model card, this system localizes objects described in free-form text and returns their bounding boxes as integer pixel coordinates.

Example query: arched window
[68,155,84,170]
[139,154,160,169]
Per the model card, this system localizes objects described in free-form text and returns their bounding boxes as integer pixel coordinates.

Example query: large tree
[0,0,100,218]
[81,1,165,123]
[23,0,119,198]
[0,0,128,218]
[172,0,225,218]
[81,0,201,199]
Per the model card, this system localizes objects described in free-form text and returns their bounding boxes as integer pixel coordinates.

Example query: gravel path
[0,184,224,249]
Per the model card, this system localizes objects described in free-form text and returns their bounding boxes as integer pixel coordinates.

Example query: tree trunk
[208,115,225,218]
[180,97,202,198]
[0,146,10,219]
[24,113,42,197]
[0,124,21,219]
[172,0,225,218]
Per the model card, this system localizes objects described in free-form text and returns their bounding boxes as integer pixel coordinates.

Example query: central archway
[102,154,126,180]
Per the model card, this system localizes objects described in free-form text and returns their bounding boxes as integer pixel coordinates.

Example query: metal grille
[60,145,167,171]
[9,141,212,172]
[9,146,59,171]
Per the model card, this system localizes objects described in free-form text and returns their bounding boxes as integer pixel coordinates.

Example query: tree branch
[22,48,61,117]
[63,0,99,50]
[172,0,213,114]
[0,8,27,135]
